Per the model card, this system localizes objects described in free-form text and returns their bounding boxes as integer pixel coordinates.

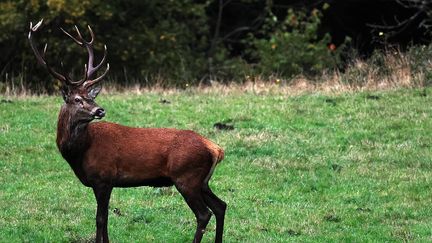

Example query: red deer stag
[28,20,226,243]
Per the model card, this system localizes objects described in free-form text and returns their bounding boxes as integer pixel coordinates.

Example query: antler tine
[69,64,88,86]
[74,25,85,43]
[87,25,95,44]
[83,63,110,89]
[30,19,43,32]
[60,27,83,46]
[28,19,70,85]
[42,43,48,58]
[82,25,97,79]
[88,44,107,78]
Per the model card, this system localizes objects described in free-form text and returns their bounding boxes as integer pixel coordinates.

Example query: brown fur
[57,120,224,188]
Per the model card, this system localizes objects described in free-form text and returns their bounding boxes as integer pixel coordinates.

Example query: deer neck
[56,105,91,163]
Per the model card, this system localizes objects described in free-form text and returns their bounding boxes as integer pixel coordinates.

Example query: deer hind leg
[201,153,226,243]
[175,182,212,243]
[202,183,226,243]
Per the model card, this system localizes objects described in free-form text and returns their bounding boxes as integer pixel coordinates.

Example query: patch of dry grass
[2,49,430,97]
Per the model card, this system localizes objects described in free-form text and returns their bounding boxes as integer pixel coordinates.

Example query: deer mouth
[93,113,105,119]
[92,107,106,119]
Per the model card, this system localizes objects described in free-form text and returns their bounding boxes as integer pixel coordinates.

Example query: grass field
[1,88,432,242]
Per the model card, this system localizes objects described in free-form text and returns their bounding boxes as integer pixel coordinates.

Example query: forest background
[1,0,431,92]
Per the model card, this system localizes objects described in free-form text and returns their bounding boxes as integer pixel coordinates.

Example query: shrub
[250,7,347,78]
[406,44,432,86]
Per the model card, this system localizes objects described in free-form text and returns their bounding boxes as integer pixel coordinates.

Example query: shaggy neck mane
[56,105,90,163]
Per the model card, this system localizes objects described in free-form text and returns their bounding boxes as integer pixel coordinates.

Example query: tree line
[0,0,361,92]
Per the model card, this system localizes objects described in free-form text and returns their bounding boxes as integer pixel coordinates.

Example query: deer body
[29,20,226,243]
[57,116,224,188]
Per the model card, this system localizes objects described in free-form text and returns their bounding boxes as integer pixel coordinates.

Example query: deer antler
[28,19,88,86]
[61,25,109,88]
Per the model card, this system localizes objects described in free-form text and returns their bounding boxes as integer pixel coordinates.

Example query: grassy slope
[0,88,431,242]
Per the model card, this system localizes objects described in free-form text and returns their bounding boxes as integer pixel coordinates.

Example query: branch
[366,11,422,30]
[222,26,251,41]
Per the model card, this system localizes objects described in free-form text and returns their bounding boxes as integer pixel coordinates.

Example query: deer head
[28,19,109,121]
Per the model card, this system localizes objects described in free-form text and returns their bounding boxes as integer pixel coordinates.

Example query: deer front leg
[93,184,113,243]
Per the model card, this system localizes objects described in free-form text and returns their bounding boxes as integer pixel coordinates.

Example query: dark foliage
[2,0,429,92]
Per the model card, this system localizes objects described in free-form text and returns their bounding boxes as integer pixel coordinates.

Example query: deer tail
[203,143,224,185]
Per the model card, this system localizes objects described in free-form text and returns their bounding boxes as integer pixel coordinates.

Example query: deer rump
[70,122,224,188]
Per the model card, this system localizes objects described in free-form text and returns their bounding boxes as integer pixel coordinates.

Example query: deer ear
[88,84,102,99]
[61,86,69,102]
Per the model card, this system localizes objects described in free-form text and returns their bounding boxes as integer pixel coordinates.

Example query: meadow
[1,87,432,242]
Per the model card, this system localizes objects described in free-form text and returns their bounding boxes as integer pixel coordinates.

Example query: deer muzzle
[91,107,106,119]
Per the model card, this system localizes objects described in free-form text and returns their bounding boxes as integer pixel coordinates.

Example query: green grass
[1,88,432,242]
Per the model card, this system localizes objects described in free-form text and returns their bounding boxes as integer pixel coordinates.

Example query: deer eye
[74,97,81,103]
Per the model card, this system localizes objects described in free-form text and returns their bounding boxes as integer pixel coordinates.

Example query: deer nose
[93,108,105,119]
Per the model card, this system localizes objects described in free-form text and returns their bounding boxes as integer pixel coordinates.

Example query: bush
[250,7,347,78]
[406,44,432,86]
